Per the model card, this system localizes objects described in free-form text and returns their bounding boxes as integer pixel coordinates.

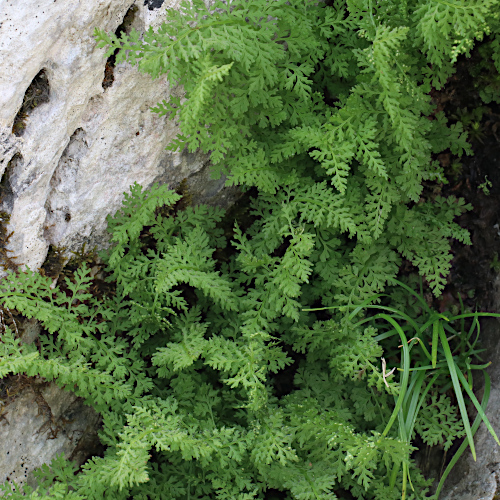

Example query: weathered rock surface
[0,377,102,491]
[0,0,235,273]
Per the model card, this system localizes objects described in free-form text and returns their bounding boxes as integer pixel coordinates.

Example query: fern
[3,0,500,497]
[415,394,465,451]
[0,182,434,499]
[94,0,483,295]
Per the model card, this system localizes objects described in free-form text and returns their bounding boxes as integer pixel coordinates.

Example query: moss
[174,177,193,211]
[0,211,17,272]
[67,243,100,270]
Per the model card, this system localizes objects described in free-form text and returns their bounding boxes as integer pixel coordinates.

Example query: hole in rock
[0,154,18,204]
[144,0,165,9]
[12,69,50,137]
[102,3,138,90]
[0,154,22,271]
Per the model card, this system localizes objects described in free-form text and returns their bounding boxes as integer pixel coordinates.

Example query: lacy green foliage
[91,0,500,295]
[0,268,137,409]
[0,183,446,500]
[415,394,465,451]
[2,0,500,498]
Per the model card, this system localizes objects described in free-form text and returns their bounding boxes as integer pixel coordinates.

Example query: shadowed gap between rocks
[102,3,139,90]
[0,153,22,271]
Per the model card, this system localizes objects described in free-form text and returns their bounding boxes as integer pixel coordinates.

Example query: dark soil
[448,138,500,311]
[427,39,500,312]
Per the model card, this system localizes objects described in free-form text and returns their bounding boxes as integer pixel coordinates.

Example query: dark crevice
[40,245,68,280]
[0,154,22,271]
[0,154,18,209]
[102,4,139,90]
[44,127,86,242]
[144,0,165,10]
[12,70,50,137]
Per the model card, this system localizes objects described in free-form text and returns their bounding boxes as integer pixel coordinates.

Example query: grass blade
[432,321,439,369]
[435,372,491,499]
[438,324,476,460]
[301,294,384,314]
[347,294,385,321]
[406,372,441,442]
[449,312,500,321]
[377,314,410,439]
[358,307,422,336]
[403,362,447,371]
[455,367,500,446]
[374,327,412,343]
[403,371,426,438]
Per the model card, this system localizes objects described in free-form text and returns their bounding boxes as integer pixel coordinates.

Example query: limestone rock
[0,0,234,274]
[0,377,102,491]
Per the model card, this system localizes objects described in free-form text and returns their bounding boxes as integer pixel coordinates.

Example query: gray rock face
[0,377,102,490]
[0,0,234,273]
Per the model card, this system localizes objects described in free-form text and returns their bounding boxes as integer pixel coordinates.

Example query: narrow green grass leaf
[402,461,409,500]
[403,371,425,438]
[432,321,439,369]
[377,314,410,439]
[419,313,449,335]
[449,312,500,321]
[435,372,491,499]
[347,294,385,320]
[374,329,402,342]
[389,461,400,489]
[402,363,447,371]
[369,307,421,332]
[469,362,492,370]
[468,316,481,352]
[455,367,500,446]
[438,324,476,461]
[405,372,441,441]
